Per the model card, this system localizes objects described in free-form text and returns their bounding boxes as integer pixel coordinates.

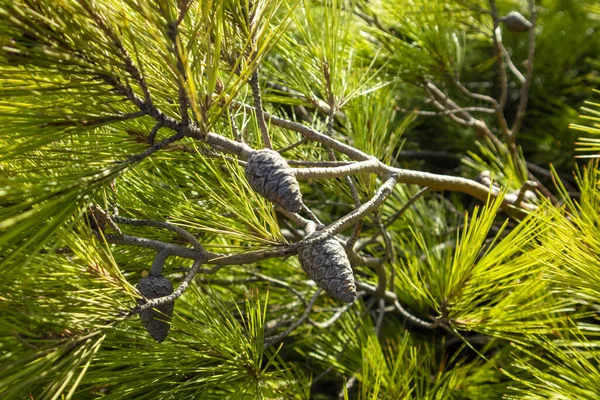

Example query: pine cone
[503,11,532,33]
[245,149,303,213]
[87,204,108,232]
[136,275,174,343]
[298,236,357,303]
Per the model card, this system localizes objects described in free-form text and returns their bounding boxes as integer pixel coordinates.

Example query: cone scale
[245,149,303,213]
[136,275,174,342]
[298,236,357,303]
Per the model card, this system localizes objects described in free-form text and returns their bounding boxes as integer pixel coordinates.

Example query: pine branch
[510,0,537,137]
[264,289,322,347]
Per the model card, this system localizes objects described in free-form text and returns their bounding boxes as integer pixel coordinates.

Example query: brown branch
[83,3,152,105]
[232,101,371,161]
[227,109,243,143]
[104,76,254,159]
[124,131,186,164]
[167,19,191,126]
[287,160,352,167]
[500,43,526,84]
[277,137,308,154]
[292,159,381,180]
[489,0,509,113]
[510,0,537,137]
[112,216,206,252]
[454,79,498,106]
[249,69,273,149]
[401,106,496,116]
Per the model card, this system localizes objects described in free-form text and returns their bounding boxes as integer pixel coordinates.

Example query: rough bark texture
[298,236,357,303]
[245,149,303,212]
[137,275,174,342]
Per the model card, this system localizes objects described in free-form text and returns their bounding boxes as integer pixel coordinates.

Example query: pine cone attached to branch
[298,236,357,303]
[245,149,303,212]
[136,275,174,342]
[502,11,532,33]
[87,204,108,232]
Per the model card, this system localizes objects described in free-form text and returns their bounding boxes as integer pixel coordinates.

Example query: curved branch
[292,159,381,180]
[264,289,322,347]
[510,0,537,137]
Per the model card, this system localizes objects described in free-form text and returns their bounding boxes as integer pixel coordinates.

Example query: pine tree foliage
[1,0,600,399]
[573,91,600,157]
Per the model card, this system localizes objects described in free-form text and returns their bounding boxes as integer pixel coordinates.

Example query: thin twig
[514,180,538,207]
[124,131,186,164]
[393,300,439,329]
[310,301,355,329]
[276,206,315,231]
[374,299,386,336]
[510,0,537,137]
[310,175,398,242]
[232,101,371,161]
[378,219,395,292]
[301,204,323,227]
[500,43,526,83]
[167,19,191,126]
[250,271,309,308]
[174,0,194,27]
[489,0,508,113]
[344,176,363,251]
[249,69,273,149]
[454,79,498,106]
[112,216,206,252]
[385,187,429,229]
[373,252,387,298]
[264,289,322,347]
[84,3,152,104]
[354,281,439,329]
[277,137,308,154]
[401,106,496,116]
[147,122,162,144]
[199,273,309,308]
[227,109,243,143]
[104,76,254,159]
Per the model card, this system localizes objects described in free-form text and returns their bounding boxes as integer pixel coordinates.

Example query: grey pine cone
[245,149,303,213]
[136,275,174,343]
[298,236,357,303]
[503,11,532,33]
